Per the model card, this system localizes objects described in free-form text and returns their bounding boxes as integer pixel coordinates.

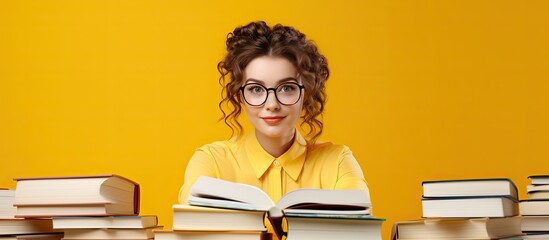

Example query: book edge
[422,195,519,202]
[422,178,518,194]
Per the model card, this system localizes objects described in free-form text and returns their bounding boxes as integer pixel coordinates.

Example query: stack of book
[157,176,384,240]
[11,174,160,240]
[1,188,62,239]
[393,178,523,239]
[520,175,549,239]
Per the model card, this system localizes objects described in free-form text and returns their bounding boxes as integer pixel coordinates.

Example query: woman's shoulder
[195,138,240,155]
[307,140,351,155]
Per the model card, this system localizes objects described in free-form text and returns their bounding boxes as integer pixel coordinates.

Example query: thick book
[0,219,56,235]
[14,174,139,217]
[285,216,384,240]
[52,215,158,229]
[520,199,549,216]
[0,188,15,197]
[0,233,64,240]
[522,216,549,232]
[422,196,518,218]
[62,226,161,240]
[153,230,271,240]
[392,217,523,240]
[522,233,549,239]
[173,204,266,231]
[422,178,518,199]
[527,191,549,199]
[187,176,372,238]
[0,189,16,218]
[529,175,549,185]
[527,184,549,192]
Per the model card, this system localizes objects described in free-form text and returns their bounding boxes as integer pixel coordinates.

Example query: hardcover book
[422,196,518,218]
[0,188,16,218]
[392,217,522,240]
[62,227,161,240]
[153,230,270,240]
[0,233,64,240]
[0,219,56,235]
[520,199,549,216]
[173,204,266,231]
[522,216,549,232]
[422,178,518,199]
[529,175,549,185]
[14,174,140,217]
[285,216,384,240]
[52,215,157,229]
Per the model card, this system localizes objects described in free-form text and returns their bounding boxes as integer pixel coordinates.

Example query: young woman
[178,21,371,236]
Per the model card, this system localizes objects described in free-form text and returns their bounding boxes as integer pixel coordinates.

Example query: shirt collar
[245,130,307,181]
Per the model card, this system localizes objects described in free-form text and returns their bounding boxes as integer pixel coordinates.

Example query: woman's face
[242,56,304,141]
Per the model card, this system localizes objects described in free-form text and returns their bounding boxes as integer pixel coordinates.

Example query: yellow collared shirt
[179,130,370,204]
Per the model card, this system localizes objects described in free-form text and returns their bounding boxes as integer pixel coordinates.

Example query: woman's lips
[261,116,285,124]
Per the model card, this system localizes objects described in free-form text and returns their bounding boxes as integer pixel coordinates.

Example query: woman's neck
[255,129,295,158]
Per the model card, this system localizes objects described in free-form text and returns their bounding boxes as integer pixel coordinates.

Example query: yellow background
[1,1,548,239]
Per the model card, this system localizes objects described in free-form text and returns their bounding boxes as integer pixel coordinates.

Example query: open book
[188,176,371,218]
[188,176,372,238]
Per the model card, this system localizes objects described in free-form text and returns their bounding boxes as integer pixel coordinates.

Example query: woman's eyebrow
[245,77,299,84]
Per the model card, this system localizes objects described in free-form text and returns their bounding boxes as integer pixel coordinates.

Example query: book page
[188,176,274,210]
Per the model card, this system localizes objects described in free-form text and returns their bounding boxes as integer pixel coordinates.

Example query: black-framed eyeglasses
[240,82,305,106]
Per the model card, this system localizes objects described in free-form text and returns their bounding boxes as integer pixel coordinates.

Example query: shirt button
[273,160,279,166]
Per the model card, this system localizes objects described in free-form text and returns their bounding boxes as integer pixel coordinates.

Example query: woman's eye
[248,86,264,94]
[279,84,296,93]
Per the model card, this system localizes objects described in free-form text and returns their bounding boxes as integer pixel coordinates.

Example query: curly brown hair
[218,21,329,143]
